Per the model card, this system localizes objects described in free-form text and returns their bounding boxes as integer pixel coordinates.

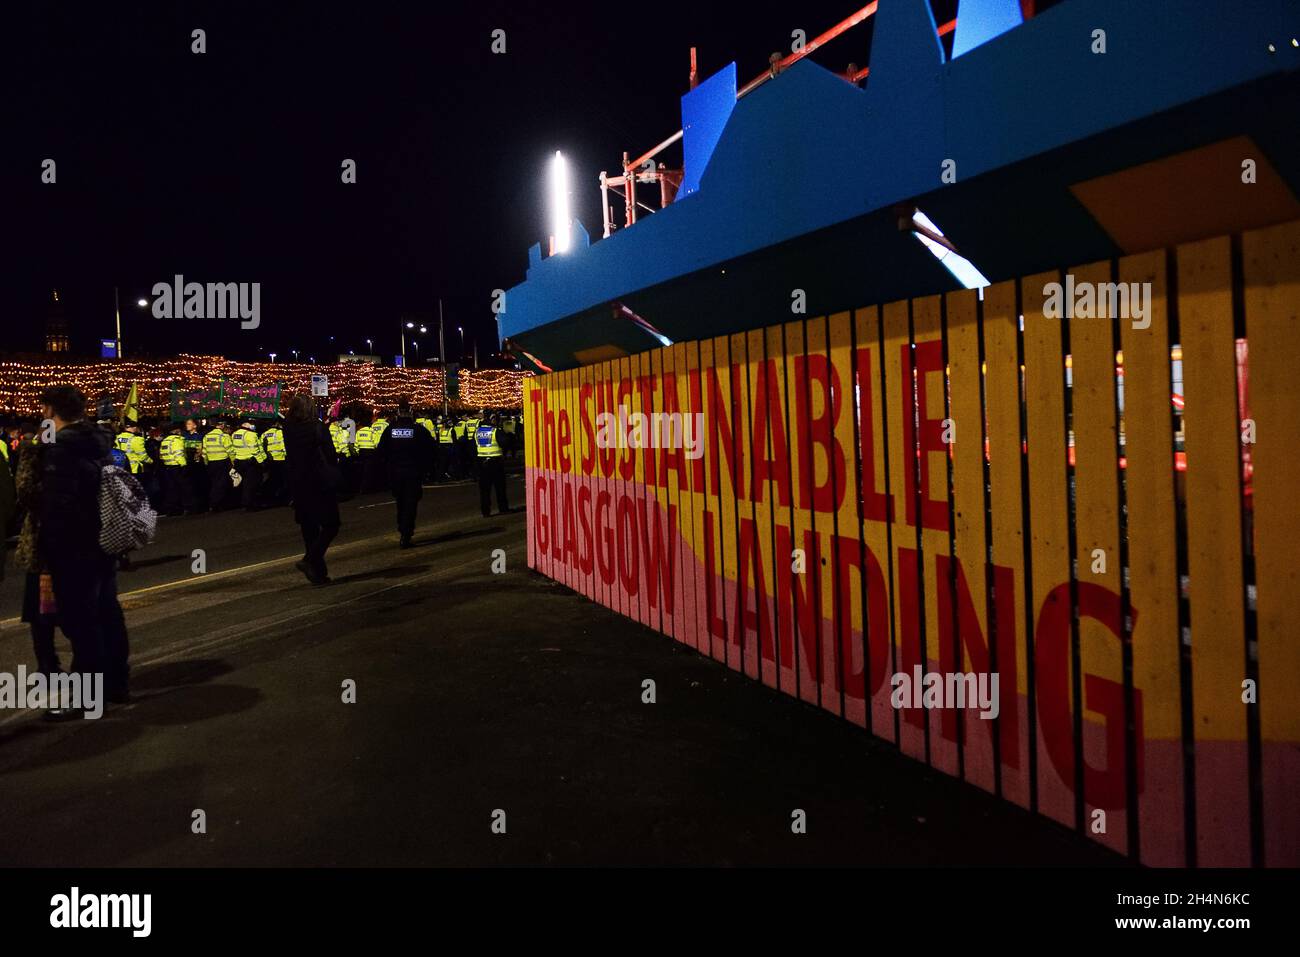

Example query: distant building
[45,288,70,353]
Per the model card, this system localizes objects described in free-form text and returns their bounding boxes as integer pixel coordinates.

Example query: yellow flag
[121,382,139,426]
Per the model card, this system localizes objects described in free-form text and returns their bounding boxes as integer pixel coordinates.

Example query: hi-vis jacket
[159,434,187,466]
[115,432,151,473]
[261,426,286,461]
[231,427,267,463]
[203,429,233,462]
[329,421,353,457]
[475,425,503,458]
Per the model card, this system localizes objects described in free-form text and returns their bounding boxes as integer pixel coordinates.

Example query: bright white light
[550,150,572,254]
[136,299,148,307]
[911,210,990,290]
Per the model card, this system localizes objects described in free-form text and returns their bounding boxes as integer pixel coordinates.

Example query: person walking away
[203,421,235,511]
[231,419,267,510]
[475,413,509,517]
[283,395,341,585]
[158,423,191,516]
[14,433,64,677]
[260,418,287,504]
[375,398,431,548]
[37,385,130,718]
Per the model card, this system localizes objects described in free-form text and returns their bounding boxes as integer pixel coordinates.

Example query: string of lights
[0,355,532,418]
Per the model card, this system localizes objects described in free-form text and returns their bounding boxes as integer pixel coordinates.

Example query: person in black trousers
[375,398,432,549]
[37,385,131,718]
[282,394,341,585]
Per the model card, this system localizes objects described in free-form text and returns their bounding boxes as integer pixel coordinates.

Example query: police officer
[354,418,377,491]
[261,417,287,505]
[230,420,266,510]
[203,421,235,511]
[415,409,437,482]
[158,423,191,515]
[183,418,208,511]
[115,421,151,475]
[375,398,432,548]
[475,412,509,517]
[435,416,455,482]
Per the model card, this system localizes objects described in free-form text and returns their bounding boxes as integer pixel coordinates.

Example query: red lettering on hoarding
[558,410,572,474]
[595,490,615,584]
[935,555,1020,766]
[774,523,821,679]
[578,485,594,575]
[657,372,689,491]
[533,476,549,554]
[901,340,949,531]
[638,498,677,611]
[579,383,595,475]
[616,494,639,594]
[853,347,894,523]
[735,518,771,658]
[794,354,845,513]
[707,366,744,499]
[750,359,792,508]
[1036,581,1143,808]
[617,379,635,481]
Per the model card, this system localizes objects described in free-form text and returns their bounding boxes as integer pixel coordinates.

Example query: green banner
[169,381,282,421]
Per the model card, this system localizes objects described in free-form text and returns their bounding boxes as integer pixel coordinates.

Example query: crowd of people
[0,387,523,720]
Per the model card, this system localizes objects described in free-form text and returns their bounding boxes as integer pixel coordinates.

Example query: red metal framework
[596,3,970,239]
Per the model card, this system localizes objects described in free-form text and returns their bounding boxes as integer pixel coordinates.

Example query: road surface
[0,472,1122,866]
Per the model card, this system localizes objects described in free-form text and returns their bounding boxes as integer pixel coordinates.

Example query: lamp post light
[269,352,277,363]
[401,321,415,364]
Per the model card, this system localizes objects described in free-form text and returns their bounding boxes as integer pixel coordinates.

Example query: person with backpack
[37,385,132,718]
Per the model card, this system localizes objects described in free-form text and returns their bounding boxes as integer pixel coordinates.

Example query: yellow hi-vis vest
[329,421,352,457]
[355,425,375,451]
[261,427,286,461]
[438,424,453,444]
[116,432,150,473]
[371,418,389,439]
[232,428,267,463]
[203,430,232,462]
[416,417,435,437]
[475,425,502,458]
[160,434,187,466]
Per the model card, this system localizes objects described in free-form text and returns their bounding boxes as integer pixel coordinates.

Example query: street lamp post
[438,299,448,417]
[113,287,123,359]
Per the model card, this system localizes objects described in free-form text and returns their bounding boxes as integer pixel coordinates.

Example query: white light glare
[911,210,990,290]
[551,150,572,254]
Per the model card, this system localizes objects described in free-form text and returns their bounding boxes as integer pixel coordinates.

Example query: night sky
[12,0,969,363]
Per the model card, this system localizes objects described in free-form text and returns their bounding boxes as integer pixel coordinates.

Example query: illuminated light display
[0,355,531,418]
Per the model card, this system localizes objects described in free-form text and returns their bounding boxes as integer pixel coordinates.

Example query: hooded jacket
[39,419,114,560]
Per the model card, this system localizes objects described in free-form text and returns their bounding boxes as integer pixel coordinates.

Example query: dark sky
[11,0,966,363]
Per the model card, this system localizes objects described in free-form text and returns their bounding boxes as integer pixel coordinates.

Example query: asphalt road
[0,471,1123,866]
